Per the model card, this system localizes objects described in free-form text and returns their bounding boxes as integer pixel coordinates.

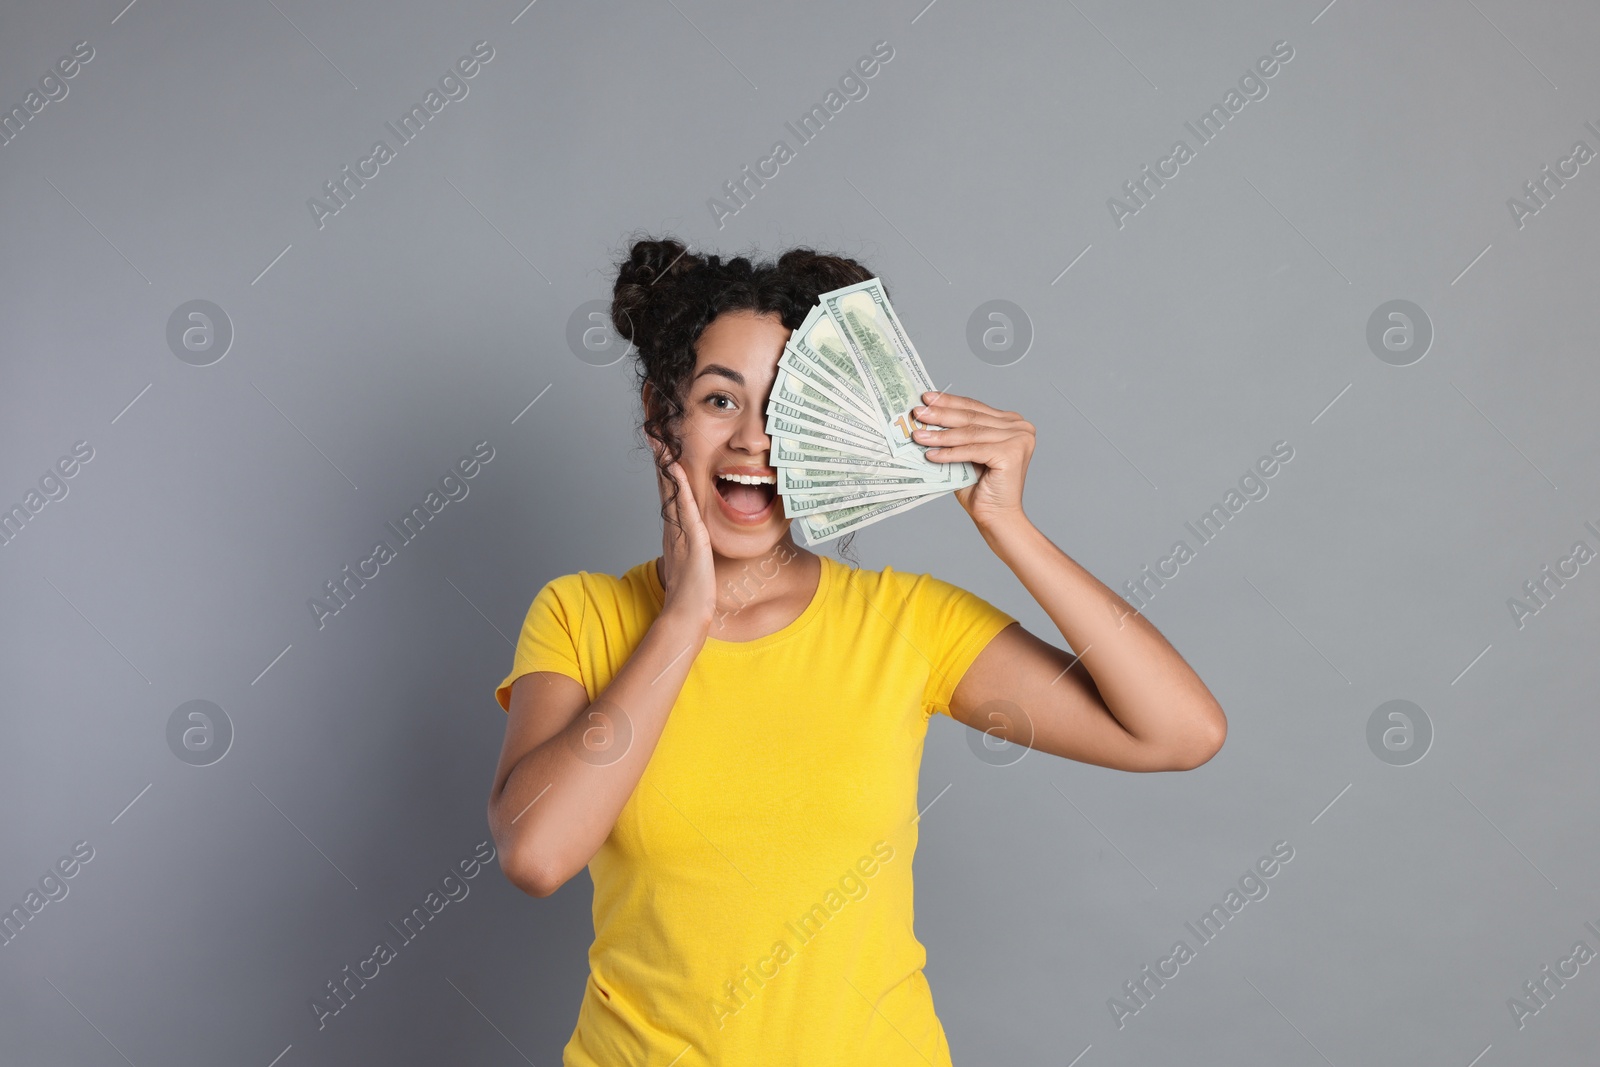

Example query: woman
[488,238,1227,1066]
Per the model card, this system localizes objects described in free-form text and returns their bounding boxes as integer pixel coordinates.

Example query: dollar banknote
[789,312,879,422]
[768,366,883,444]
[766,278,980,544]
[794,490,945,545]
[776,463,962,517]
[820,279,946,459]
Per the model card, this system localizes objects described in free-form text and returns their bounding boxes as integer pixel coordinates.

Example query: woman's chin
[710,524,787,554]
[706,506,790,558]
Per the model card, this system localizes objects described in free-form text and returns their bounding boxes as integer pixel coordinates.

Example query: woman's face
[664,308,791,558]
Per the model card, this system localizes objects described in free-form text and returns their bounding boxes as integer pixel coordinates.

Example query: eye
[705,392,736,411]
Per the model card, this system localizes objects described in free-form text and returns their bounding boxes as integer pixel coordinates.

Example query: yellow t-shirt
[495,553,1017,1066]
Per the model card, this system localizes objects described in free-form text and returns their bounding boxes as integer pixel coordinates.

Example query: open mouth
[714,471,778,519]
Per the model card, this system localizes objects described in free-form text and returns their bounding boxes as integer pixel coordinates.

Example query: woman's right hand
[650,437,717,630]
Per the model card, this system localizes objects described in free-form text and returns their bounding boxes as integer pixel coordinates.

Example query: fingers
[914,397,1026,432]
[912,424,1015,448]
[921,444,987,463]
[918,390,1013,421]
[913,412,1037,468]
[912,409,1016,441]
[914,406,1006,431]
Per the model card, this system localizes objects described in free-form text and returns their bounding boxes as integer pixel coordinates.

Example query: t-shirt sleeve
[495,573,587,712]
[915,573,1019,718]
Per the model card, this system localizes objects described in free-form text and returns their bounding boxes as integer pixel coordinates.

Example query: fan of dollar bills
[769,278,979,546]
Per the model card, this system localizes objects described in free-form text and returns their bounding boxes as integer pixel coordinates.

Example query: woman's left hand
[912,390,1035,528]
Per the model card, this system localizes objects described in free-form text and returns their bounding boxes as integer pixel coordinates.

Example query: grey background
[3,0,1597,1063]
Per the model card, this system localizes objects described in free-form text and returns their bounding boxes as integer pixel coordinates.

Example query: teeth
[718,472,776,485]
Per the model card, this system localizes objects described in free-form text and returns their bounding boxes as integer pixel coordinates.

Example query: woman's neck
[712,539,821,640]
[716,538,814,611]
[656,534,819,633]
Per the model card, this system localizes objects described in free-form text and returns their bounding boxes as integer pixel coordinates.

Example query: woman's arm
[488,444,717,896]
[489,608,709,897]
[912,391,1227,772]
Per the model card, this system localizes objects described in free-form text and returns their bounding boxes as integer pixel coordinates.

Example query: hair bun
[774,247,879,301]
[611,238,706,352]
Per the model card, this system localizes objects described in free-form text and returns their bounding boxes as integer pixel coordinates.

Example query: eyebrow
[693,363,745,387]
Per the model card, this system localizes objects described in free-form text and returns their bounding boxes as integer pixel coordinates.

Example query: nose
[730,396,771,455]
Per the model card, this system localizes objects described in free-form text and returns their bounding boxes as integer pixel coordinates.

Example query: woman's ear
[641,380,660,424]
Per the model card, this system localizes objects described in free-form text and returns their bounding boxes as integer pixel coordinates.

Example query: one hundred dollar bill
[768,279,981,542]
[776,454,966,493]
[764,409,893,461]
[781,481,939,517]
[777,462,953,497]
[766,398,883,452]
[821,279,975,477]
[797,490,945,545]
[774,421,977,492]
[770,432,948,474]
[769,365,882,442]
[790,313,879,422]
[778,343,876,427]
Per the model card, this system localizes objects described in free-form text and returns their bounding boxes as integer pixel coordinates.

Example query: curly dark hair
[610,234,882,565]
